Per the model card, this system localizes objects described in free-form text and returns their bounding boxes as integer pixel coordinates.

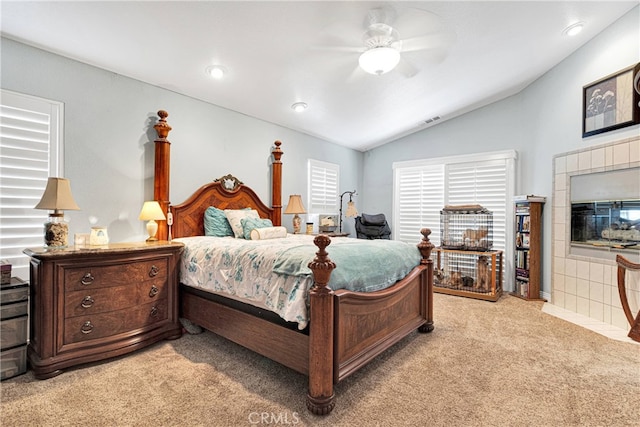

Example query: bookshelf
[513,197,545,301]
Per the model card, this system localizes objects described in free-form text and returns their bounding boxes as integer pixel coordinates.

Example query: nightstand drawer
[64,278,168,317]
[63,299,168,344]
[63,258,169,292]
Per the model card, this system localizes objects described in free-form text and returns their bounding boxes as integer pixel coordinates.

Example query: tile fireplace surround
[552,135,640,331]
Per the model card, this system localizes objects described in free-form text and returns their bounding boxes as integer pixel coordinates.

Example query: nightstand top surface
[24,240,184,258]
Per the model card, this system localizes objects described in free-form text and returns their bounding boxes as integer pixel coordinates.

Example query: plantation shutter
[307,159,339,214]
[0,90,63,280]
[447,160,508,251]
[393,165,444,244]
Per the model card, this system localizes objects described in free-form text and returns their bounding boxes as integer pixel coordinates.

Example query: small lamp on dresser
[34,177,80,248]
[139,201,166,241]
[284,195,306,234]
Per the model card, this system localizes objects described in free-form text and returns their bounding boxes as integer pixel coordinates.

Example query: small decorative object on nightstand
[23,241,183,379]
[34,177,80,248]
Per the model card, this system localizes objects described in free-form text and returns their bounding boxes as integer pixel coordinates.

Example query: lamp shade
[359,46,401,75]
[284,195,306,214]
[34,177,80,211]
[139,201,166,221]
[346,201,358,218]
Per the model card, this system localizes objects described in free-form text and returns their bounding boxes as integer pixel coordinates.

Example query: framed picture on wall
[582,62,640,138]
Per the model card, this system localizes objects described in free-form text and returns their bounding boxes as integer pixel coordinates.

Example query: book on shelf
[514,194,546,203]
[521,233,530,248]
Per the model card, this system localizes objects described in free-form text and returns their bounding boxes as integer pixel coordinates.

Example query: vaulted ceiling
[1,1,637,151]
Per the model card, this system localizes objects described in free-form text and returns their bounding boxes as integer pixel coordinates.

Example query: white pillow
[224,209,260,238]
[250,226,287,240]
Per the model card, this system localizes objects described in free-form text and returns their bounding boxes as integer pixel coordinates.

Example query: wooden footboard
[333,265,429,382]
[306,228,434,415]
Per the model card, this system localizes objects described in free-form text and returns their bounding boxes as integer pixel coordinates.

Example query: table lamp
[284,194,306,234]
[139,201,166,241]
[34,177,80,248]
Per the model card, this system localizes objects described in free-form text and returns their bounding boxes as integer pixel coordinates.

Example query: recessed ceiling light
[205,65,226,79]
[291,102,308,112]
[563,22,584,37]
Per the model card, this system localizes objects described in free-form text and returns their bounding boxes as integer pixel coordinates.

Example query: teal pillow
[241,217,273,240]
[204,206,234,237]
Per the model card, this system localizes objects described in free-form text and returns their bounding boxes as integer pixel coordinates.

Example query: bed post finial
[153,110,172,240]
[307,234,336,415]
[418,228,434,262]
[271,141,283,226]
[154,110,172,140]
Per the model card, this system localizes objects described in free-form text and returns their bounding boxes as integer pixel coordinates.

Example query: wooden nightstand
[23,241,184,379]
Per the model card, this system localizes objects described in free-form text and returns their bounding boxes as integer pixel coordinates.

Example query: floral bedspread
[174,234,420,329]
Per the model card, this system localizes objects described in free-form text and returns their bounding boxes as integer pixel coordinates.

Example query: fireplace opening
[571,200,640,250]
[569,167,640,256]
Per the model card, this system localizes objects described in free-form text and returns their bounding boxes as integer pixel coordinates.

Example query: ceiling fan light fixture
[359,46,401,75]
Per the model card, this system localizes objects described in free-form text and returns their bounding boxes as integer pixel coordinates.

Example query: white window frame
[307,159,339,215]
[393,150,517,290]
[1,89,64,281]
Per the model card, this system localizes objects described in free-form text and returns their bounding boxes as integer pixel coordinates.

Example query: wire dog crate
[432,248,503,301]
[440,205,493,251]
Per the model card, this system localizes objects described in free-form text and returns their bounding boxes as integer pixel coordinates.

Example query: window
[0,89,63,280]
[307,159,339,214]
[393,150,516,287]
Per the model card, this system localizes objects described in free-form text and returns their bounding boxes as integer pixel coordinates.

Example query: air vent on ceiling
[424,116,441,124]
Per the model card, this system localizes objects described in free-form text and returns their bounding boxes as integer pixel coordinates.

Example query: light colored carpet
[1,294,638,427]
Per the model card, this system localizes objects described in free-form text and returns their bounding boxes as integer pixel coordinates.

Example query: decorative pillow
[204,206,234,237]
[241,217,273,240]
[249,226,288,240]
[224,209,260,238]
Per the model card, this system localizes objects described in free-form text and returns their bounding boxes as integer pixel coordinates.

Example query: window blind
[307,159,339,214]
[0,90,63,280]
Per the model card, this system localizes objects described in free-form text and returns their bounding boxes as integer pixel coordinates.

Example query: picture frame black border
[582,62,640,138]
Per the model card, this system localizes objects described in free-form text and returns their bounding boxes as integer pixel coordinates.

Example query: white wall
[1,38,363,241]
[362,6,640,301]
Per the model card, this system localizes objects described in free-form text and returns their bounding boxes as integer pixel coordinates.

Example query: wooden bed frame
[151,110,434,415]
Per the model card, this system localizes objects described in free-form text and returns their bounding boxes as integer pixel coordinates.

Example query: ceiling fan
[319,5,456,78]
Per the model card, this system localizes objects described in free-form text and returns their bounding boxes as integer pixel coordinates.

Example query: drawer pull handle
[81,273,94,285]
[81,296,95,308]
[149,285,159,297]
[149,265,160,277]
[81,321,94,334]
[150,306,159,317]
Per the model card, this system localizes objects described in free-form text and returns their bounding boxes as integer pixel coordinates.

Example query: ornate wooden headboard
[151,110,283,240]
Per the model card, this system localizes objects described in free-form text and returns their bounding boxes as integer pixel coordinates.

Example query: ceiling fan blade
[393,7,449,39]
[395,58,418,78]
[312,45,362,54]
[400,31,457,53]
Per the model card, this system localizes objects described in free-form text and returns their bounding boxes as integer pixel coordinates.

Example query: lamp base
[146,220,159,241]
[44,214,69,248]
[292,214,302,234]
